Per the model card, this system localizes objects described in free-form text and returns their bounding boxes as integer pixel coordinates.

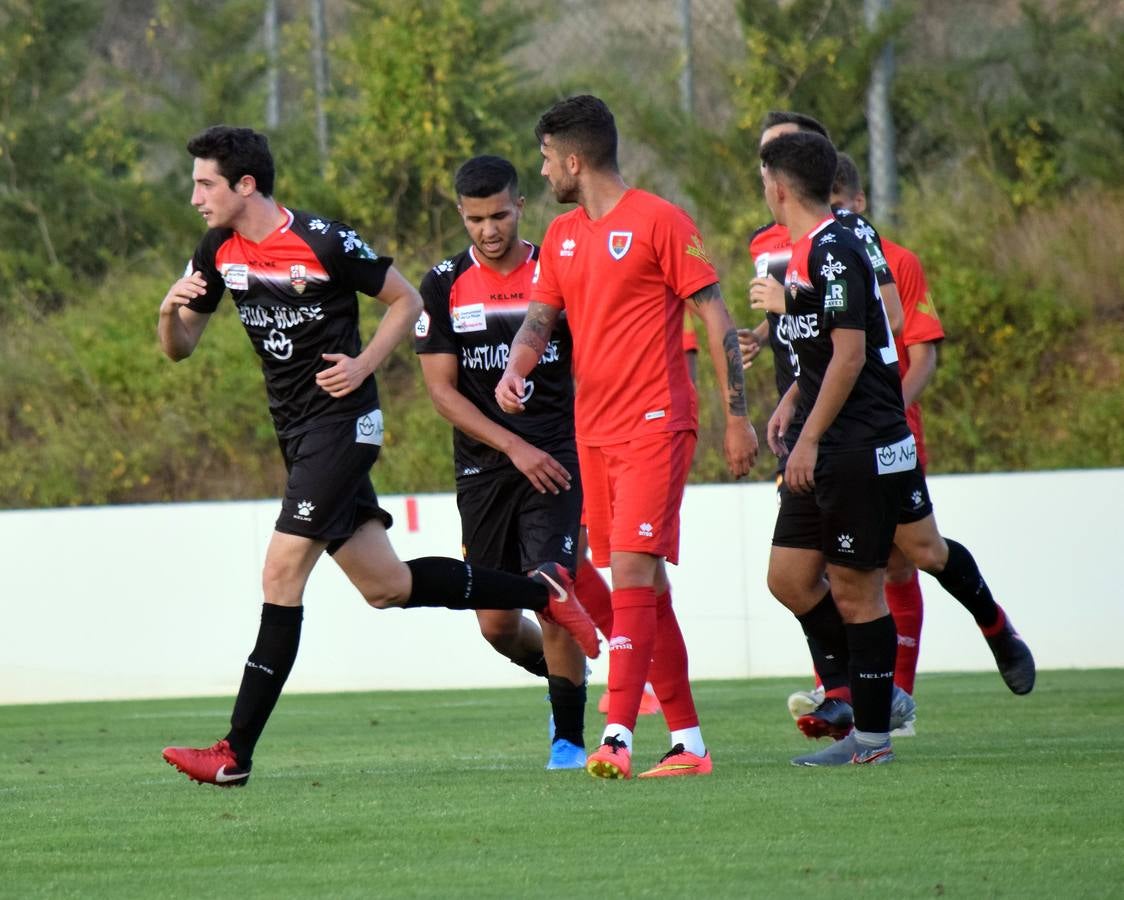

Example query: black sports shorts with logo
[457,455,582,576]
[275,414,392,555]
[896,462,934,525]
[772,437,917,570]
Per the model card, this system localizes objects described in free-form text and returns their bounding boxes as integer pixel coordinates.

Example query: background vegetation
[0,0,1121,508]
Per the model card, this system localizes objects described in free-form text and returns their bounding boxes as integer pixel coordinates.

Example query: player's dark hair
[760,131,838,205]
[762,110,831,142]
[454,155,519,199]
[833,151,863,198]
[186,125,275,197]
[535,95,618,171]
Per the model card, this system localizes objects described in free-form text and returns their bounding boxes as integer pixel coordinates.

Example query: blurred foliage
[0,0,1121,509]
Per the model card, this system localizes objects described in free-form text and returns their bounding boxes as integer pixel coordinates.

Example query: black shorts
[772,436,917,570]
[275,413,392,555]
[896,462,934,525]
[457,457,582,576]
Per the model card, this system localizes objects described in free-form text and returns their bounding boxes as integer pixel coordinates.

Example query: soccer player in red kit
[497,95,758,779]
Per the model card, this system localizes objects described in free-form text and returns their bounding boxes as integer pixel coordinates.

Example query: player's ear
[236,174,257,196]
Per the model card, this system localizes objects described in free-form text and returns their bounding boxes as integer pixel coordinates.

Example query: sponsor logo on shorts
[837,533,855,553]
[414,310,430,338]
[898,635,918,648]
[911,489,925,508]
[644,409,665,421]
[638,522,654,538]
[356,408,384,446]
[294,500,316,522]
[876,434,918,475]
[609,635,634,652]
[563,535,574,555]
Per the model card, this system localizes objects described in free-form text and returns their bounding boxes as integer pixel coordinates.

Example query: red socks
[646,589,699,731]
[603,587,658,731]
[574,560,614,638]
[885,571,924,695]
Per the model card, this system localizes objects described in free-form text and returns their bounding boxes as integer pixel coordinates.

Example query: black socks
[846,615,898,734]
[547,675,587,747]
[403,557,549,612]
[796,592,850,692]
[226,603,303,767]
[935,539,1000,628]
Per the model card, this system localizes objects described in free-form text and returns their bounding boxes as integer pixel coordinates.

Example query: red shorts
[578,430,696,568]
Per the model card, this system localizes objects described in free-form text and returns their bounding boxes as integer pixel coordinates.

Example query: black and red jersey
[415,241,575,480]
[186,206,392,438]
[782,217,909,453]
[749,210,895,403]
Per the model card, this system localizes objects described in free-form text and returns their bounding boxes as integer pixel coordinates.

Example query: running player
[497,95,758,779]
[415,155,588,770]
[158,127,598,787]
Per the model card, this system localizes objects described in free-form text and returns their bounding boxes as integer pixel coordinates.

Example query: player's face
[458,190,524,266]
[191,158,245,229]
[540,136,578,204]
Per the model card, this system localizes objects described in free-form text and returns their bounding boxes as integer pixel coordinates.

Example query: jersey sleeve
[852,216,896,287]
[814,243,872,333]
[321,221,393,297]
[530,222,565,309]
[893,248,945,347]
[414,264,458,355]
[185,229,228,313]
[653,205,719,299]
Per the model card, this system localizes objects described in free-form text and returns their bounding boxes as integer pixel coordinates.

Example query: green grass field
[4,670,1122,899]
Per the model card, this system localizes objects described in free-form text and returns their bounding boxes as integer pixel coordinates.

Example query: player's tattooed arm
[690,282,747,417]
[511,301,560,358]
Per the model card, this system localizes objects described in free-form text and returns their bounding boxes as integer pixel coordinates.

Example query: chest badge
[290,264,307,295]
[608,231,632,260]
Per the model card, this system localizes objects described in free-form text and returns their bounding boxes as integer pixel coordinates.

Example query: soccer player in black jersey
[157,126,599,787]
[756,130,912,765]
[415,155,588,769]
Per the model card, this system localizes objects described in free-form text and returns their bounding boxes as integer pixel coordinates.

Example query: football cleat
[637,744,712,778]
[546,739,587,770]
[786,685,825,719]
[796,697,855,740]
[889,685,917,735]
[162,739,250,787]
[585,735,632,780]
[985,616,1036,695]
[791,732,894,767]
[533,563,601,659]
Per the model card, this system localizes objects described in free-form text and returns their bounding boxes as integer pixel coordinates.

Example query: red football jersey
[532,188,718,445]
[884,238,944,464]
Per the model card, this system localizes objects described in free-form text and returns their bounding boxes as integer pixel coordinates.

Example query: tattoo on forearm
[689,281,723,308]
[723,327,747,416]
[512,303,555,356]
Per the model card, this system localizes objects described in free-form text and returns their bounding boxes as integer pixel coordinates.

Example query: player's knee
[479,618,520,648]
[907,539,948,575]
[360,567,412,609]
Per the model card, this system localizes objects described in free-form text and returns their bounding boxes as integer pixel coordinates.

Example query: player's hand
[784,438,817,494]
[495,372,527,414]
[159,271,207,316]
[316,353,370,398]
[508,440,572,495]
[749,276,786,315]
[767,402,793,458]
[724,418,758,479]
[737,328,762,370]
